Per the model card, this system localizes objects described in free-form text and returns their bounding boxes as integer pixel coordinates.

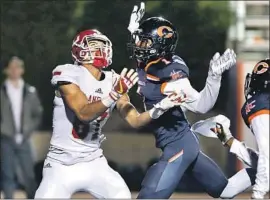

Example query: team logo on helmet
[157,26,173,38]
[253,62,269,74]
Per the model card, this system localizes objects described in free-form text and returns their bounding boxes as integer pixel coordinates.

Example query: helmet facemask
[128,32,160,63]
[244,73,252,99]
[73,34,112,68]
[128,30,177,64]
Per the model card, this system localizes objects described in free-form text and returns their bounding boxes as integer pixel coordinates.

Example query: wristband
[101,91,121,107]
[149,106,166,119]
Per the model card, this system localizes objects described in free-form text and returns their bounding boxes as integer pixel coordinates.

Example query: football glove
[128,2,145,34]
[210,122,233,146]
[102,68,138,107]
[149,92,187,119]
[208,48,236,77]
[111,68,138,99]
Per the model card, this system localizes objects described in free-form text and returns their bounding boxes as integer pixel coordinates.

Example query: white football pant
[34,156,131,198]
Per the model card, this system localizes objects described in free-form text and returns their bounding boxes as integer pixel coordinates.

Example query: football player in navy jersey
[210,59,269,199]
[241,58,269,199]
[126,2,258,199]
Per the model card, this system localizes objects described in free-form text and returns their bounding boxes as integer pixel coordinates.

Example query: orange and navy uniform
[137,55,190,148]
[241,93,270,127]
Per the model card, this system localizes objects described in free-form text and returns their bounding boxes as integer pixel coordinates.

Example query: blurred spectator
[0,56,43,198]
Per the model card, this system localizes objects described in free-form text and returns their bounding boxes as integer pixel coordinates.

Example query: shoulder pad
[172,55,188,67]
[145,56,189,82]
[163,56,189,80]
[104,70,114,77]
[241,93,270,126]
[51,64,81,86]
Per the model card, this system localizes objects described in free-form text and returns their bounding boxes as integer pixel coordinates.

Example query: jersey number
[71,112,108,140]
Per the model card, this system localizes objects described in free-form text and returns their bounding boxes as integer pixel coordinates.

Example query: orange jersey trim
[248,109,270,124]
[160,82,168,94]
[168,149,184,163]
[145,58,162,72]
[146,74,160,81]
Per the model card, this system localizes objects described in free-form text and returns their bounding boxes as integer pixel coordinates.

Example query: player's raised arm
[127,2,145,34]
[116,92,186,128]
[58,83,110,122]
[162,49,236,114]
[52,65,138,122]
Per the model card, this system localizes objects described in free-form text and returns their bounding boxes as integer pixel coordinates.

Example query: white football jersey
[47,64,116,165]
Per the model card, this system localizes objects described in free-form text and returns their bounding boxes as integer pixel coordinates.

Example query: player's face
[6,60,24,80]
[135,37,152,48]
[87,40,105,58]
[83,38,112,67]
[133,35,154,62]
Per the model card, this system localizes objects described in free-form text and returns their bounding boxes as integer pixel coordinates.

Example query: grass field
[2,190,269,199]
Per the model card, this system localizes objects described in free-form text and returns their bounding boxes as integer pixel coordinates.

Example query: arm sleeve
[51,64,80,86]
[230,139,258,169]
[250,114,270,196]
[161,75,222,113]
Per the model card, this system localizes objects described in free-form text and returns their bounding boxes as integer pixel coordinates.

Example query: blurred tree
[1,1,76,129]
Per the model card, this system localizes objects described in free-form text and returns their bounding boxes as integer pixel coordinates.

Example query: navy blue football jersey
[137,55,192,148]
[241,93,270,127]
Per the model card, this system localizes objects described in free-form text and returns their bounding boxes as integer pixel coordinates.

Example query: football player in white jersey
[34,29,185,199]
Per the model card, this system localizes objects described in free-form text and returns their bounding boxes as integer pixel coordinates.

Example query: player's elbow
[195,105,214,114]
[196,109,209,114]
[128,121,141,129]
[194,108,209,114]
[75,106,97,122]
[126,117,142,129]
[76,113,91,122]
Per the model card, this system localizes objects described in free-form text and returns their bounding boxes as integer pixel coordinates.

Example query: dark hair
[7,56,24,68]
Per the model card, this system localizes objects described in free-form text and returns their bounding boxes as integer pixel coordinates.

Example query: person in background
[0,56,43,198]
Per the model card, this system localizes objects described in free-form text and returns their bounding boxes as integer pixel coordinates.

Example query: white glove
[149,92,187,119]
[208,48,236,77]
[102,68,138,107]
[128,2,145,34]
[14,133,23,145]
[112,68,139,93]
[191,114,230,139]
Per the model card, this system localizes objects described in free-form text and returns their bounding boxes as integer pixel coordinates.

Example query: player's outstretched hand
[112,68,138,97]
[128,2,145,34]
[103,69,138,106]
[157,92,187,111]
[210,122,233,146]
[209,48,236,77]
[149,92,186,119]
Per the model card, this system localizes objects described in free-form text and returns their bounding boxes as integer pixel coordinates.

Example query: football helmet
[244,58,270,99]
[71,29,112,68]
[127,17,178,63]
